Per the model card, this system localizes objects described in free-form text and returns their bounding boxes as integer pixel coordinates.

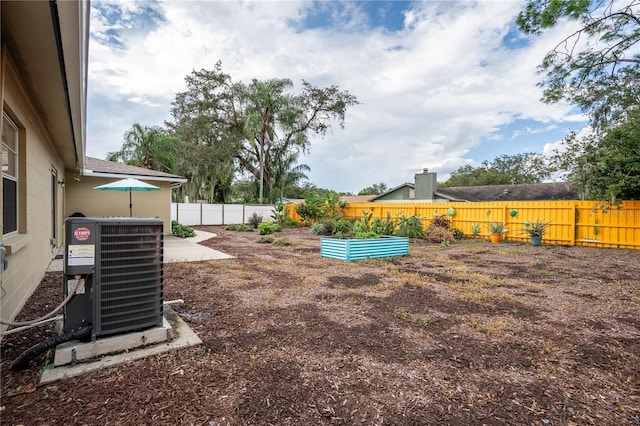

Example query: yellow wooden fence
[287,200,640,250]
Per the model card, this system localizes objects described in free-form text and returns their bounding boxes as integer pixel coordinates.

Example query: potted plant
[522,220,551,246]
[487,222,507,243]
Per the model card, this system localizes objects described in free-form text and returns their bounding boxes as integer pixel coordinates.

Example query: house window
[2,113,18,235]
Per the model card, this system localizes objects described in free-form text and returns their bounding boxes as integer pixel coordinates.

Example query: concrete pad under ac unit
[40,306,201,383]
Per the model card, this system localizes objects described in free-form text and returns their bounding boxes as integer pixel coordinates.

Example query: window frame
[2,112,19,237]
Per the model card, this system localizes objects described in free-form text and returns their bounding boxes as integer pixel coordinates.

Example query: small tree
[358,182,388,195]
[552,111,640,204]
[296,190,346,225]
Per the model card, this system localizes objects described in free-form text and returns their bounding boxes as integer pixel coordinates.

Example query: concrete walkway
[47,230,233,272]
[164,230,234,263]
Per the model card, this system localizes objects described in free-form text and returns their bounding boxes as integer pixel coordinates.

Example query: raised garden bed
[320,236,409,262]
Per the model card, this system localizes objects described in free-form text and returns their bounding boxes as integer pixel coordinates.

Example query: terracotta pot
[489,234,501,243]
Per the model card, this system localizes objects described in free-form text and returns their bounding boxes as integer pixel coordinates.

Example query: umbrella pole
[129,190,132,217]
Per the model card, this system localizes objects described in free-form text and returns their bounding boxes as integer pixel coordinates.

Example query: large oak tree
[518,0,640,130]
[169,62,358,203]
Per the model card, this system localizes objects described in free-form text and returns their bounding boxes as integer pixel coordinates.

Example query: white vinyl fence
[171,203,275,226]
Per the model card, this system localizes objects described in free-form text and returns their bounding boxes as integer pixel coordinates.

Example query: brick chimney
[414,168,437,200]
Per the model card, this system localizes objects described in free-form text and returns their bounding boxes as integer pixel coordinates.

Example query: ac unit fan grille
[95,223,163,336]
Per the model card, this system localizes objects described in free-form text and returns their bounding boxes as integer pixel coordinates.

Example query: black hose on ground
[10,325,93,371]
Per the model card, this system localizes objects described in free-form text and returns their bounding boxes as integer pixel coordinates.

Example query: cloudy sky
[87,0,587,194]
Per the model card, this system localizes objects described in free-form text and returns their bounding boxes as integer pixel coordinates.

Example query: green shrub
[333,230,355,239]
[258,221,282,235]
[319,220,335,235]
[247,212,263,229]
[286,219,300,228]
[353,220,369,235]
[396,214,424,238]
[295,203,315,225]
[450,227,465,240]
[310,219,335,235]
[310,222,325,235]
[296,191,346,225]
[171,221,196,238]
[332,218,351,235]
[355,230,380,239]
[372,213,396,236]
[258,236,274,243]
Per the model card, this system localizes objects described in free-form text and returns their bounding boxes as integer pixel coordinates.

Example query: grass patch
[393,307,409,320]
[468,314,523,337]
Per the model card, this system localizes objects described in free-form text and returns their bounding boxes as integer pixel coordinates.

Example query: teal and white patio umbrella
[94,178,161,217]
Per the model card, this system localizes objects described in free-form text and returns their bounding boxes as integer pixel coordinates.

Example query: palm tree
[271,150,310,203]
[240,78,301,203]
[107,123,180,173]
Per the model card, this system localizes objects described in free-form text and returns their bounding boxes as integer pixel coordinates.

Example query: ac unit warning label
[67,245,95,266]
[74,227,91,241]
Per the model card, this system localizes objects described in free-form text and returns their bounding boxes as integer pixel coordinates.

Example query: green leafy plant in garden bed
[371,213,396,236]
[171,221,196,238]
[271,204,287,226]
[310,221,332,236]
[258,221,282,235]
[272,204,299,227]
[449,228,465,240]
[296,191,346,225]
[396,214,424,238]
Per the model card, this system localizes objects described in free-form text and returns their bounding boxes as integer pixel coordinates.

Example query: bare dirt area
[2,225,640,425]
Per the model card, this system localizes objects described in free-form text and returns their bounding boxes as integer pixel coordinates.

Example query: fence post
[571,203,577,246]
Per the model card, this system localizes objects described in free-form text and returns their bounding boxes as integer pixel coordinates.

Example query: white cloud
[87,0,588,193]
[542,125,594,157]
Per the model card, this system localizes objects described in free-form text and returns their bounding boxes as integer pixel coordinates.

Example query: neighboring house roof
[340,195,377,203]
[83,157,187,183]
[370,183,414,202]
[280,198,305,204]
[435,182,579,202]
[370,179,578,203]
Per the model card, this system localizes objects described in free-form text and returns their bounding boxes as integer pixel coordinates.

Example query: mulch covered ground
[2,225,639,425]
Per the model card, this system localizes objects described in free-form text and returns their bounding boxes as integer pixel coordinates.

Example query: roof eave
[83,170,188,183]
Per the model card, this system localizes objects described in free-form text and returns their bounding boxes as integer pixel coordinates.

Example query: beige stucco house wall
[1,2,185,330]
[1,1,90,328]
[65,157,186,234]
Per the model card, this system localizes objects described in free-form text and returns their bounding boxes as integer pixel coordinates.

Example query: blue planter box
[320,236,409,262]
